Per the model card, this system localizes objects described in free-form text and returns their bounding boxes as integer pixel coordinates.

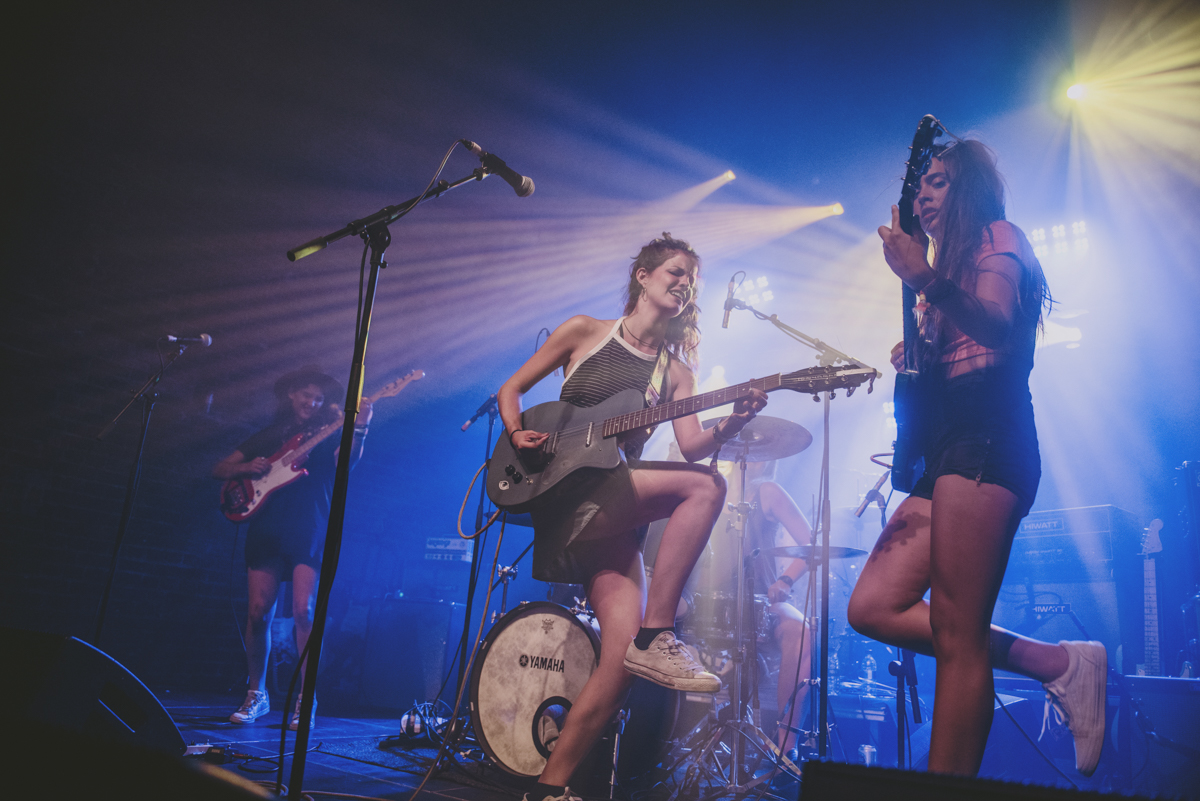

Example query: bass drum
[470,602,601,777]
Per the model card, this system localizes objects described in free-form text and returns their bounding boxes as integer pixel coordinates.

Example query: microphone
[854,470,891,517]
[462,393,499,432]
[721,279,736,329]
[165,334,213,347]
[460,140,535,197]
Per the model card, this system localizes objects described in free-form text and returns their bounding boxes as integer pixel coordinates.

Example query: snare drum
[681,591,771,645]
[470,602,600,776]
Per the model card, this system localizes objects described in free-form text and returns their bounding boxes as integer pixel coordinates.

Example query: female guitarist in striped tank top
[498,234,768,801]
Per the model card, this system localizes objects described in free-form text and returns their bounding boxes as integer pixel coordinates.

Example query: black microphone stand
[93,343,190,646]
[443,393,500,748]
[888,648,921,768]
[284,162,496,799]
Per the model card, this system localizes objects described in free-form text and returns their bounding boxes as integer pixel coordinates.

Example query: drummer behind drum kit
[468,414,902,793]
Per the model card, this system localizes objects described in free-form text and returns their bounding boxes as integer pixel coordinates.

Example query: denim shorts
[907,366,1041,518]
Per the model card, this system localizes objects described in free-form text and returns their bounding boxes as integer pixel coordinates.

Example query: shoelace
[1039,691,1067,741]
[661,639,704,673]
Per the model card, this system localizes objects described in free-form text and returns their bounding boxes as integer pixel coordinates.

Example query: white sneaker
[1041,640,1106,776]
[624,631,720,692]
[289,695,317,731]
[522,787,582,801]
[229,690,269,724]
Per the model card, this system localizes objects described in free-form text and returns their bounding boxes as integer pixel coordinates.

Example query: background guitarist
[498,233,767,801]
[212,366,372,730]
[847,140,1106,777]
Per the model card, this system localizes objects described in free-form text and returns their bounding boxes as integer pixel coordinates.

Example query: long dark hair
[621,232,702,369]
[926,140,1051,350]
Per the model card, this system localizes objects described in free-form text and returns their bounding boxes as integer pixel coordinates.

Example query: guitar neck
[601,375,783,438]
[283,383,401,460]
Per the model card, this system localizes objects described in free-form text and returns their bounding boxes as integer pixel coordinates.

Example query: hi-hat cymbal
[762,545,868,561]
[702,415,812,462]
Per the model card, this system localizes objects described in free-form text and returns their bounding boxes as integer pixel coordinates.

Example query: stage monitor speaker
[358,597,465,711]
[1,627,185,756]
[800,761,1155,801]
[998,505,1142,672]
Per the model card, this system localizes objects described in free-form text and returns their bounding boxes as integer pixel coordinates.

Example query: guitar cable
[457,461,503,540]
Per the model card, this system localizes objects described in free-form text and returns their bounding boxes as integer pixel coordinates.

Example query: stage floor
[169,692,531,801]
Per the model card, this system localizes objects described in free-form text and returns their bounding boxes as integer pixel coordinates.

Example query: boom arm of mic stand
[739,303,878,373]
[286,169,487,262]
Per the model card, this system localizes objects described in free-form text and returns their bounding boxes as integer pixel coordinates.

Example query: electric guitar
[220,370,424,522]
[486,364,878,513]
[891,114,944,493]
[1138,519,1164,676]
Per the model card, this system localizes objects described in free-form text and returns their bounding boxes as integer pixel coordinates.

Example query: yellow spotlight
[831,202,845,216]
[722,170,736,182]
[1066,83,1088,100]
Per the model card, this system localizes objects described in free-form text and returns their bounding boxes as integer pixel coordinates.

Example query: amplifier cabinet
[998,506,1143,673]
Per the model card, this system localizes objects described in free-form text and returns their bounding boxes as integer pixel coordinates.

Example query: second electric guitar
[220,370,424,522]
[487,364,877,513]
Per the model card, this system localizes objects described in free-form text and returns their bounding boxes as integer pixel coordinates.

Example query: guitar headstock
[375,369,425,400]
[779,365,879,398]
[1141,519,1164,556]
[899,114,945,235]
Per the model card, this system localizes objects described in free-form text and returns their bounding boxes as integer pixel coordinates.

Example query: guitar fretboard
[601,375,783,438]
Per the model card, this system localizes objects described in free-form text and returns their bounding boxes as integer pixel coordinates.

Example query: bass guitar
[486,364,877,513]
[891,114,944,493]
[220,370,424,522]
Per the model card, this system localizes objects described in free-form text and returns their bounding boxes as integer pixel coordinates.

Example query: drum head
[470,602,601,776]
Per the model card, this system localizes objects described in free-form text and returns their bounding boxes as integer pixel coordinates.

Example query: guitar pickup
[586,422,593,448]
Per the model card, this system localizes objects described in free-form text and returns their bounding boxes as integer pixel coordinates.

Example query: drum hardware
[716,307,880,764]
[888,648,922,768]
[490,564,520,623]
[762,545,868,562]
[702,416,812,463]
[662,445,802,800]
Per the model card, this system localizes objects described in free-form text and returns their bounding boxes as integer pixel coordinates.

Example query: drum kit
[466,414,896,798]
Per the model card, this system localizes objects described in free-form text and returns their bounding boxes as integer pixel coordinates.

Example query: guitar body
[220,433,312,522]
[217,370,424,523]
[891,370,926,493]
[486,390,641,513]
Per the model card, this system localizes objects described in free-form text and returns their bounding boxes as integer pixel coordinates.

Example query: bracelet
[509,428,526,445]
[712,420,734,444]
[921,276,958,304]
[778,574,794,587]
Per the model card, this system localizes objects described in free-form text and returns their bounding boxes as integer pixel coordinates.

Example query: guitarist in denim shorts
[847,140,1106,777]
[213,366,372,730]
[498,234,768,801]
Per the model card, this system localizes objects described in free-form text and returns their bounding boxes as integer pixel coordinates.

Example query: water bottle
[863,652,877,683]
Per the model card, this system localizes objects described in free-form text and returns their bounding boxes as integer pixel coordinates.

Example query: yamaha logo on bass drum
[518,653,566,673]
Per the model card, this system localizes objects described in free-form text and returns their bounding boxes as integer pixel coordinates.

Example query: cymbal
[702,415,812,462]
[762,545,868,561]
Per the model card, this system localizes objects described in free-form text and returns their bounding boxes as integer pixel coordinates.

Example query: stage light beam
[1067,83,1088,101]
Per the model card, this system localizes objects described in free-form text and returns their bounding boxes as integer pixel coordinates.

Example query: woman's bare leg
[537,532,645,787]
[925,475,1021,774]
[246,565,282,693]
[847,484,1071,775]
[291,563,319,688]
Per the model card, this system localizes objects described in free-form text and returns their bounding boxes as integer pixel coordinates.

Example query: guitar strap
[623,341,670,466]
[644,344,670,409]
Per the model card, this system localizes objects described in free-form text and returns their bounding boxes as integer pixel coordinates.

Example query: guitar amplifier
[995,506,1143,673]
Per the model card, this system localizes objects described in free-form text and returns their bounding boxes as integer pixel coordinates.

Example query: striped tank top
[560,318,660,409]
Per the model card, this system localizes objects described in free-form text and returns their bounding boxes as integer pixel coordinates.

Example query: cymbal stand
[665,450,801,801]
[725,301,878,759]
